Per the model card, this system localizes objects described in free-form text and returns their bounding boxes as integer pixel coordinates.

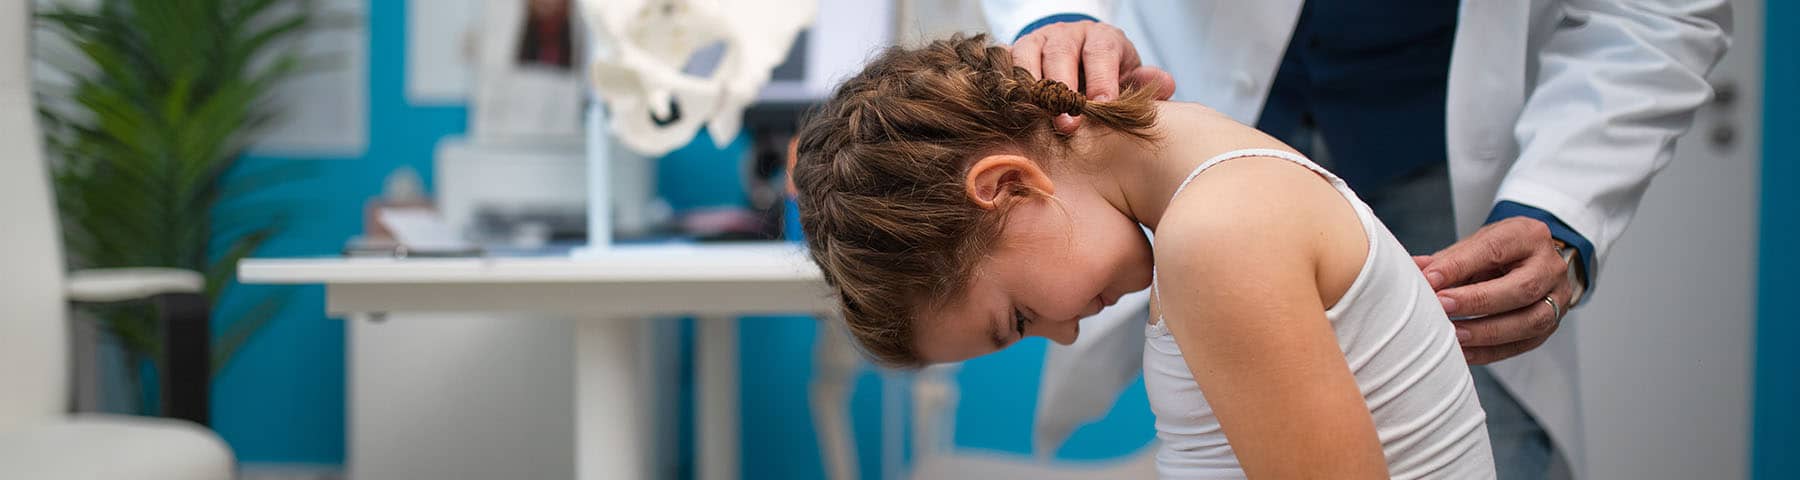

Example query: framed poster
[406,0,482,105]
[249,0,370,157]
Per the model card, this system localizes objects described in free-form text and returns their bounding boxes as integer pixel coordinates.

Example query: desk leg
[812,317,862,480]
[696,314,740,480]
[881,372,905,480]
[912,364,960,465]
[576,318,647,480]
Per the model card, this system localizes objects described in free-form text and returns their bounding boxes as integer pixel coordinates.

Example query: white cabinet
[349,313,576,480]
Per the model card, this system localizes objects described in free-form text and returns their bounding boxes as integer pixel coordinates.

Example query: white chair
[0,2,234,479]
[905,291,1160,479]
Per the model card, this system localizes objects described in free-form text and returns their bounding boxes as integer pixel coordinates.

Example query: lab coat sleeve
[979,0,1114,42]
[1497,0,1732,283]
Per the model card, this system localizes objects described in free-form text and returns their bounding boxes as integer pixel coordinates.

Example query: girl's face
[911,155,1154,364]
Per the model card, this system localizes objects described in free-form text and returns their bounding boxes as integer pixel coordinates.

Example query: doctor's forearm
[1498,0,1731,283]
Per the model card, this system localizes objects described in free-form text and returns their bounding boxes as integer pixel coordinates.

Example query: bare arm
[1154,157,1386,479]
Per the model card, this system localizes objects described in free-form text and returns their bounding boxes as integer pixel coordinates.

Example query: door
[1573,0,1762,478]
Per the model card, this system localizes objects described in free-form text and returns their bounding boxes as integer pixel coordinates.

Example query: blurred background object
[3,0,232,477]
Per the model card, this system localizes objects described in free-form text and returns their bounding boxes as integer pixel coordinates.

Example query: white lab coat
[983,1,1732,476]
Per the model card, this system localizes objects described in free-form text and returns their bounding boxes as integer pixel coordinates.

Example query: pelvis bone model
[578,0,815,156]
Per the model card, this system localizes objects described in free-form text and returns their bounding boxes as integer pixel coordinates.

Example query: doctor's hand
[1414,217,1575,365]
[1011,20,1177,134]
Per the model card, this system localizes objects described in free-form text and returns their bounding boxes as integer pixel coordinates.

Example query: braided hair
[791,33,1158,367]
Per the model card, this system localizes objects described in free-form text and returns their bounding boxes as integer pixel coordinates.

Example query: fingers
[1412,255,1434,271]
[1452,279,1572,365]
[1435,245,1567,317]
[1463,335,1550,365]
[1011,34,1045,79]
[1037,25,1086,91]
[1450,293,1560,348]
[1016,23,1088,138]
[1013,21,1168,134]
[1079,24,1127,101]
[1423,217,1552,290]
[1053,114,1082,135]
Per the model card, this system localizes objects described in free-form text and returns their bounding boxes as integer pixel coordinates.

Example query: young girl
[792,34,1494,479]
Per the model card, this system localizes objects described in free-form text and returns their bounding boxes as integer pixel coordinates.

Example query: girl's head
[793,34,1159,367]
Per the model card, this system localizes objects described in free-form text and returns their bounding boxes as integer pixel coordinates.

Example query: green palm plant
[35,0,321,412]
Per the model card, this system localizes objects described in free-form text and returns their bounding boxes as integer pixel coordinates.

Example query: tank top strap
[1170,148,1339,203]
[1151,148,1358,333]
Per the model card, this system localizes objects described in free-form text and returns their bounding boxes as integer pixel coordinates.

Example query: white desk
[239,242,855,480]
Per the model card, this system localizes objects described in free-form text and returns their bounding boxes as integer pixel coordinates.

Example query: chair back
[0,0,71,428]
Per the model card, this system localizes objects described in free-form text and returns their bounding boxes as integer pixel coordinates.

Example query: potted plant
[35,0,319,414]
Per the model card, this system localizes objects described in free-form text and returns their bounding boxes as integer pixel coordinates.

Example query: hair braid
[791,33,1160,367]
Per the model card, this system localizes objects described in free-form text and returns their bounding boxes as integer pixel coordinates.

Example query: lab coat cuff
[1016,13,1102,41]
[1485,201,1598,293]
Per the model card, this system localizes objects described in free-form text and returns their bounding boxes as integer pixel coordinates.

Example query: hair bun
[1024,78,1086,116]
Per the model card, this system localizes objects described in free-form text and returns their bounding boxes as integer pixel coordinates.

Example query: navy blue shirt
[1254,0,1459,194]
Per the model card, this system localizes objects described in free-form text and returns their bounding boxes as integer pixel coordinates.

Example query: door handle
[1710,79,1738,109]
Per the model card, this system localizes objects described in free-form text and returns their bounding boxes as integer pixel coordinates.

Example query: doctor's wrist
[1553,239,1587,309]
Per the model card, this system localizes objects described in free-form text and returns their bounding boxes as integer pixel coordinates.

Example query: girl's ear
[965,154,1054,209]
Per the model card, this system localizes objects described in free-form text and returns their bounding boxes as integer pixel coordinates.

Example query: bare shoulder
[1153,155,1368,307]
[1146,152,1391,480]
[1153,155,1349,256]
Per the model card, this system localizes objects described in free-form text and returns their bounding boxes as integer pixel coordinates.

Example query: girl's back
[1144,149,1494,479]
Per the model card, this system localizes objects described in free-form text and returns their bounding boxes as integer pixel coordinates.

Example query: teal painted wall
[210,0,464,462]
[1754,1,1798,478]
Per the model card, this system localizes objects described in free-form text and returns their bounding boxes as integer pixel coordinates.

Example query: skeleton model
[579,0,814,155]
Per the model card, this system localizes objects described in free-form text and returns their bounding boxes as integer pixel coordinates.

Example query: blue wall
[211,0,465,463]
[211,0,1156,472]
[1754,1,1798,478]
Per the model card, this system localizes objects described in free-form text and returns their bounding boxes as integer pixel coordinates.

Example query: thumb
[1082,59,1122,104]
[1054,113,1083,135]
[1413,255,1434,271]
[1122,66,1176,100]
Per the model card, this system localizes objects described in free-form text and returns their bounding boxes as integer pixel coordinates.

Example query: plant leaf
[36,0,317,379]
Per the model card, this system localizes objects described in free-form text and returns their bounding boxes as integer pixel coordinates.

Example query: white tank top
[1144,149,1495,479]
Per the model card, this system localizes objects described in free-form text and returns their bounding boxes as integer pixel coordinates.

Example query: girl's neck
[1082,102,1297,231]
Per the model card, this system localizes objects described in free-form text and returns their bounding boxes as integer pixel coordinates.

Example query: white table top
[238,242,835,316]
[240,242,824,284]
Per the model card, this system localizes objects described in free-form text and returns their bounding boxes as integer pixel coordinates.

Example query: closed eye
[991,307,1032,351]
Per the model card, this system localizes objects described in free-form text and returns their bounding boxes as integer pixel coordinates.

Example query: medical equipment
[574,0,813,250]
[577,0,813,153]
[578,0,813,155]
